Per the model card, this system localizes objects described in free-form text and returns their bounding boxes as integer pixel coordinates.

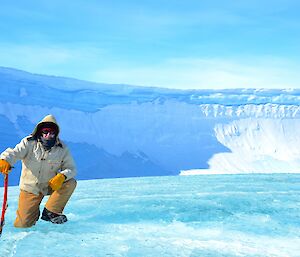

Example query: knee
[64,178,77,191]
[14,223,34,228]
[14,209,40,228]
[14,219,36,228]
[68,178,77,188]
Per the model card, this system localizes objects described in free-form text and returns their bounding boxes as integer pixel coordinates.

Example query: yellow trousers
[14,178,77,228]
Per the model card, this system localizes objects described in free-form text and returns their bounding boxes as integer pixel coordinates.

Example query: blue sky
[0,0,300,89]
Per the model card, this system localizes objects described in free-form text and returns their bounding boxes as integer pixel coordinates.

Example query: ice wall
[1,67,300,182]
[205,118,300,174]
[183,104,300,174]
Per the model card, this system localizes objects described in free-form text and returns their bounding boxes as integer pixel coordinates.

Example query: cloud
[0,44,70,69]
[1,43,299,90]
[90,56,300,89]
[0,43,107,78]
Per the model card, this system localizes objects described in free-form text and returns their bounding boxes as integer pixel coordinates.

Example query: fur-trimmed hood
[31,114,60,138]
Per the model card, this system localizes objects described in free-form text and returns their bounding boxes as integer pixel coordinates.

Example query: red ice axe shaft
[0,174,8,237]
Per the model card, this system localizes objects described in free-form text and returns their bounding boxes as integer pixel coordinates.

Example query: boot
[41,208,67,224]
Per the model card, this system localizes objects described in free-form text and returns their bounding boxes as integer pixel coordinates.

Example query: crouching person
[0,114,76,228]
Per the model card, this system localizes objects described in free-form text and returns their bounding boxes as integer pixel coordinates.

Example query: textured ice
[0,174,299,257]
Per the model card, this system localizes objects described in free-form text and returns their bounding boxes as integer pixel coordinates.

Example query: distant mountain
[1,67,300,185]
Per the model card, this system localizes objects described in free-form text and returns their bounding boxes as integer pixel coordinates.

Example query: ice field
[0,174,299,257]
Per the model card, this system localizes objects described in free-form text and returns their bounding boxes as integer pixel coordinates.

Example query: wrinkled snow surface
[0,174,299,257]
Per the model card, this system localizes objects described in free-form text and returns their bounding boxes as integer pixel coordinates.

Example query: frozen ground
[0,174,299,257]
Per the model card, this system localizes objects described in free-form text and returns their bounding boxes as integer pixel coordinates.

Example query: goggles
[41,128,56,136]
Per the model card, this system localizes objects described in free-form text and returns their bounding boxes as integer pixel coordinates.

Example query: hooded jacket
[0,115,76,195]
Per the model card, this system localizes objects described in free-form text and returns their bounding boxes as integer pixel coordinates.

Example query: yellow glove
[0,159,11,174]
[49,173,66,191]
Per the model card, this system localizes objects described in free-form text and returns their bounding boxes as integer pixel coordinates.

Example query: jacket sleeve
[0,138,30,166]
[60,147,77,180]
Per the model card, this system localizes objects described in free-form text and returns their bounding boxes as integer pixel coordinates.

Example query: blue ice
[0,174,299,257]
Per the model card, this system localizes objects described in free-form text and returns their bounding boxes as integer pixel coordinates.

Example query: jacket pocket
[47,160,62,171]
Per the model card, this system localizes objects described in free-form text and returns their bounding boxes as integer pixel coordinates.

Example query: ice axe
[0,173,8,237]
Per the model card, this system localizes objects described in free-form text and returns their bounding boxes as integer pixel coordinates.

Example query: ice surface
[0,174,299,257]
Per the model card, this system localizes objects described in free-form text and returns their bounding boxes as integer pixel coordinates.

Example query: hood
[31,114,60,138]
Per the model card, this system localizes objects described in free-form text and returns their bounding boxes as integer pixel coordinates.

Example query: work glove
[49,173,66,191]
[0,159,11,174]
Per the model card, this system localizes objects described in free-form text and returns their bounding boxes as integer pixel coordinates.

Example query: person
[0,114,77,227]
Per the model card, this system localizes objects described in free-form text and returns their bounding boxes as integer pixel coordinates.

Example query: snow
[181,118,300,175]
[0,174,299,257]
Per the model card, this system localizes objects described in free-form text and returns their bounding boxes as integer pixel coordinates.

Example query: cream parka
[0,115,76,195]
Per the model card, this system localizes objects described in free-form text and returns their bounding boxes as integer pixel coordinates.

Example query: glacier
[0,174,299,257]
[1,67,300,185]
[0,67,300,257]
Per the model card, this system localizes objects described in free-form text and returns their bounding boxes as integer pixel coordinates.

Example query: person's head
[32,115,60,150]
[38,123,58,140]
[31,115,60,139]
[37,122,59,150]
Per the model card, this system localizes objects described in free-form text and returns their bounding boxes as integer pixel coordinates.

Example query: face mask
[40,135,56,150]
